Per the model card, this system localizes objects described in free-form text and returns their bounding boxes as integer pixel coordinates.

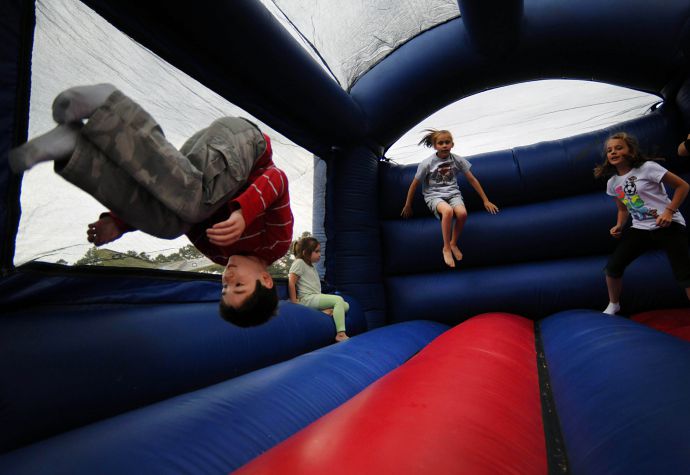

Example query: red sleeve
[232,167,288,227]
[261,190,294,262]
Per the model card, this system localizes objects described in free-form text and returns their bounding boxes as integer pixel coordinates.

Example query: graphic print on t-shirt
[615,175,658,221]
[429,160,457,187]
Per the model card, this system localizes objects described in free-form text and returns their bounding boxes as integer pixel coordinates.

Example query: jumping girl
[595,132,690,314]
[401,128,499,268]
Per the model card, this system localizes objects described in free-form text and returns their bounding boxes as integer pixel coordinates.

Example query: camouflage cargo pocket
[202,143,250,205]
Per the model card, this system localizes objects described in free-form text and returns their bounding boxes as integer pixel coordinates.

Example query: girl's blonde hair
[593,132,657,178]
[418,128,453,148]
[292,236,320,266]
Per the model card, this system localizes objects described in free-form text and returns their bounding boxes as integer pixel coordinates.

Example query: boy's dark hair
[218,279,279,327]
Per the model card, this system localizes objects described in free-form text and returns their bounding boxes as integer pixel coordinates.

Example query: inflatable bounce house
[3,1,690,473]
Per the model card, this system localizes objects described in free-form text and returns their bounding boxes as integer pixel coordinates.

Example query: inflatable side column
[324,146,386,329]
[1,0,35,273]
[311,155,330,280]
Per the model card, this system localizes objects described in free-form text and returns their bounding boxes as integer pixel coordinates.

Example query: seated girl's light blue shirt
[289,258,321,300]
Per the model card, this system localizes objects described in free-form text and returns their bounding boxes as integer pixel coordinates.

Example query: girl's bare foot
[442,248,455,268]
[335,332,349,342]
[450,245,463,261]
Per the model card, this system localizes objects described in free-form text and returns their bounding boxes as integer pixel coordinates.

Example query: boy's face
[221,255,273,308]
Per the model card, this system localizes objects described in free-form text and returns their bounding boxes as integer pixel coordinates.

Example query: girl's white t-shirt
[289,258,321,299]
[415,152,471,200]
[606,161,685,230]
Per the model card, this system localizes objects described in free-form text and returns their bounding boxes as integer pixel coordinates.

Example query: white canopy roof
[260,0,460,89]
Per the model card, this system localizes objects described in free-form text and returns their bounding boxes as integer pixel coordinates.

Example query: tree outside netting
[73,233,313,278]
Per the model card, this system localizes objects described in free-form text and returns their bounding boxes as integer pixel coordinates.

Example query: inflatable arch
[2,1,690,473]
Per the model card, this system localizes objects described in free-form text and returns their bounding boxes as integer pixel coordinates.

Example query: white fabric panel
[15,0,315,266]
[260,0,460,89]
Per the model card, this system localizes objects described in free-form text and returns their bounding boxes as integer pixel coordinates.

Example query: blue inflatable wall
[378,112,690,325]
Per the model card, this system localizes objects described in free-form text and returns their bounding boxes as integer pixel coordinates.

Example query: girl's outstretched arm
[288,273,299,303]
[658,171,690,227]
[464,171,499,214]
[401,178,420,218]
[610,199,629,238]
[678,134,690,157]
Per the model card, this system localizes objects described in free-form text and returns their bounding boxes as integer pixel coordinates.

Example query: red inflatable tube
[631,307,690,342]
[235,313,546,474]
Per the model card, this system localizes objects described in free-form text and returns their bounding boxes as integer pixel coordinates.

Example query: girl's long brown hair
[593,132,657,178]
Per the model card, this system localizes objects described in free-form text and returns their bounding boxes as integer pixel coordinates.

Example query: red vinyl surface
[235,313,546,475]
[631,308,690,342]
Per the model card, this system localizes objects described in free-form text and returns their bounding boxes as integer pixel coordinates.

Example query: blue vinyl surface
[0,320,448,474]
[540,310,690,475]
[386,252,690,324]
[0,298,367,452]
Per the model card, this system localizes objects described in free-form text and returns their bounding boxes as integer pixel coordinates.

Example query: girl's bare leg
[436,202,455,268]
[450,205,468,261]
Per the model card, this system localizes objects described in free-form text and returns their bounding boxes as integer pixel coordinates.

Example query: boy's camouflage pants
[56,90,266,238]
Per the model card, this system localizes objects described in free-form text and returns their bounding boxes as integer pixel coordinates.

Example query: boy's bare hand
[207,209,245,246]
[484,201,499,214]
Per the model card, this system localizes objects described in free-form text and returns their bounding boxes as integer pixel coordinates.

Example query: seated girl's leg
[316,294,348,333]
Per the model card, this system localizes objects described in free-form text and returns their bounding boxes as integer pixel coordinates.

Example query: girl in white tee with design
[595,132,690,315]
[288,236,349,342]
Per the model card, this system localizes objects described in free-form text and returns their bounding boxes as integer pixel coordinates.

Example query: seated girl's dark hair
[292,236,319,264]
[218,279,278,327]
